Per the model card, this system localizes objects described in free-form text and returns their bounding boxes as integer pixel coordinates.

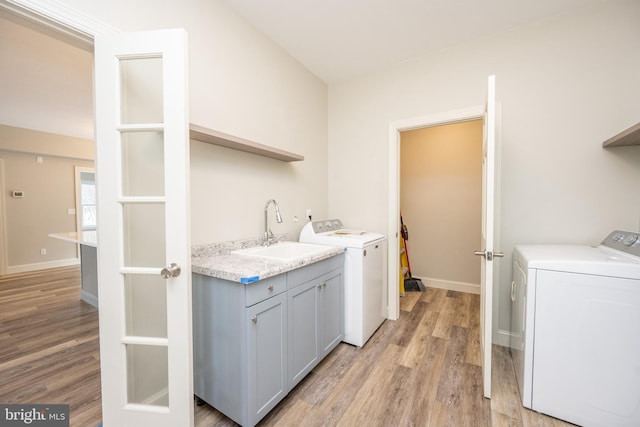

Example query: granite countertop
[49,230,98,247]
[191,235,344,283]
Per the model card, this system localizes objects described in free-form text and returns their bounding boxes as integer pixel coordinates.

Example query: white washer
[300,219,387,347]
[511,230,640,427]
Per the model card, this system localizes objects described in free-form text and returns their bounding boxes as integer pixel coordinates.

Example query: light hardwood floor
[0,267,573,427]
[0,266,101,426]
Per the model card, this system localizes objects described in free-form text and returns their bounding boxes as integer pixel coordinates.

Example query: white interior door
[94,29,193,427]
[475,74,500,399]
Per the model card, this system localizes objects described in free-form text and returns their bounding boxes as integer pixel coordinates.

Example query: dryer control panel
[310,219,344,234]
[601,230,640,258]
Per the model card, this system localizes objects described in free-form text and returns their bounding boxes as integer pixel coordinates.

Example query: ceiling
[222,0,607,83]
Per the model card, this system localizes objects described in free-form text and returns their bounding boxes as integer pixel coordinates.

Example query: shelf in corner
[190,123,304,162]
[602,122,640,147]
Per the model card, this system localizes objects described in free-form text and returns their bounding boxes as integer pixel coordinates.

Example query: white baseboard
[496,328,514,348]
[81,289,99,307]
[417,276,480,295]
[7,258,80,274]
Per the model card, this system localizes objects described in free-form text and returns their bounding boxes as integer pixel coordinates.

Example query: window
[75,167,96,232]
[80,171,96,230]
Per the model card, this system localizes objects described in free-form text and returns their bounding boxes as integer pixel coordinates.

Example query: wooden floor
[0,266,102,426]
[0,267,574,427]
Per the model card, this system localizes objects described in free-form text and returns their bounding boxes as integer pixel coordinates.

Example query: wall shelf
[190,124,304,162]
[602,122,640,147]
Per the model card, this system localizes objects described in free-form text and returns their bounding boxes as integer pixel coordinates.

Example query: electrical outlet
[306,209,312,221]
[40,248,47,255]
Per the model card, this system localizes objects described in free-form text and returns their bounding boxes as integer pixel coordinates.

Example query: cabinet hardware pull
[251,316,257,324]
[268,285,274,292]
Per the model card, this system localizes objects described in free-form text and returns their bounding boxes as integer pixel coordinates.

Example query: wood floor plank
[491,345,526,421]
[465,294,482,366]
[400,290,422,312]
[431,294,457,339]
[396,335,448,426]
[453,291,472,328]
[436,325,469,407]
[397,303,439,369]
[334,343,405,426]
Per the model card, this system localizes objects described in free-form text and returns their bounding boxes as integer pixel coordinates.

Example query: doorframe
[0,159,8,275]
[387,105,498,321]
[0,0,116,43]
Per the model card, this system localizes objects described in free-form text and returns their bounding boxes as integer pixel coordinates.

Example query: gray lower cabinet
[288,268,344,389]
[247,292,287,423]
[193,254,344,427]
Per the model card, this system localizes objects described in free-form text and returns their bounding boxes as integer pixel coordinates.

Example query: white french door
[475,74,500,399]
[94,29,193,426]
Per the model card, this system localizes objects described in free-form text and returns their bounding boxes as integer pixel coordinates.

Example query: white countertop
[47,232,344,283]
[192,238,344,283]
[49,231,97,247]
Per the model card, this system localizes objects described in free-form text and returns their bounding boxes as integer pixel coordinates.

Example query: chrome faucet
[264,199,283,246]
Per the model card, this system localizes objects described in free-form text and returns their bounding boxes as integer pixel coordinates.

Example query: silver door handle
[161,263,181,279]
[474,250,504,261]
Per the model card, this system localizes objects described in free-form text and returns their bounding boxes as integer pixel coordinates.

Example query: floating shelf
[602,122,640,147]
[189,123,304,162]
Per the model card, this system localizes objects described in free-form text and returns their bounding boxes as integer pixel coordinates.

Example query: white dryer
[300,219,387,347]
[511,230,640,427]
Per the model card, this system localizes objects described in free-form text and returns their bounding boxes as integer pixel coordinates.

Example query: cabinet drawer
[245,274,286,307]
[288,254,344,289]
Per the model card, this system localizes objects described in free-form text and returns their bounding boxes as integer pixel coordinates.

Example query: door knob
[474,250,504,261]
[161,263,181,279]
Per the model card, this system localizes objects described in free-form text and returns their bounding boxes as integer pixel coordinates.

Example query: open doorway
[0,8,94,273]
[399,120,483,296]
[387,105,487,320]
[388,94,499,398]
[0,3,102,424]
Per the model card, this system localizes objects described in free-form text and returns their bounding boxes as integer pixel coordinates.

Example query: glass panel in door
[119,55,169,408]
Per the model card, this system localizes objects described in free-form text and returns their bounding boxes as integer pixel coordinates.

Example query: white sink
[232,241,332,261]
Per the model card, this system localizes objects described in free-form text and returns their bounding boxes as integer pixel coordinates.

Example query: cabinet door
[288,280,319,388]
[320,271,344,356]
[247,293,287,425]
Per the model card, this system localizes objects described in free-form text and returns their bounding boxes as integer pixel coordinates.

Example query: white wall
[43,0,329,245]
[0,126,94,271]
[328,0,640,340]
